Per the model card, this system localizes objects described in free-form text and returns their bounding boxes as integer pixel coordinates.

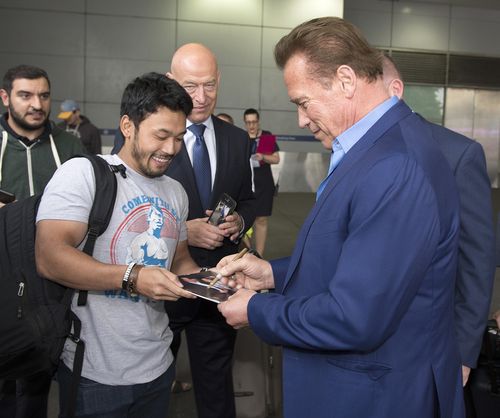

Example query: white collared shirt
[185,117,217,189]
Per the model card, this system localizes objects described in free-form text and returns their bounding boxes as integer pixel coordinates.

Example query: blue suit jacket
[248,101,465,418]
[429,122,495,368]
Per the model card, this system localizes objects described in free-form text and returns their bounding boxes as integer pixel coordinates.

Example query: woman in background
[243,108,280,257]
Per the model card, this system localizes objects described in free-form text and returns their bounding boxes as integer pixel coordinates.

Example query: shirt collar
[337,96,399,154]
[187,115,214,131]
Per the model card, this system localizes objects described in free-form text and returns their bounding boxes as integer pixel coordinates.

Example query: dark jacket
[58,115,101,154]
[0,114,86,200]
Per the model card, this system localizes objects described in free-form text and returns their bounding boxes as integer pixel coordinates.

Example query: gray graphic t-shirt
[36,154,188,385]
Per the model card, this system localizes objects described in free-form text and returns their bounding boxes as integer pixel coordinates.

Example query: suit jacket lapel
[281,101,413,292]
[210,116,229,206]
[169,141,205,212]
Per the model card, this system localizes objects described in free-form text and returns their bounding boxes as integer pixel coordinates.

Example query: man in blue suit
[217,17,465,417]
[383,55,495,414]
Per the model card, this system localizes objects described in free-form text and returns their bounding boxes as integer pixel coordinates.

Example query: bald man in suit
[166,45,255,418]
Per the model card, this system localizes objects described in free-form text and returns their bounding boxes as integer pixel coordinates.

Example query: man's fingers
[219,260,244,277]
[161,287,196,300]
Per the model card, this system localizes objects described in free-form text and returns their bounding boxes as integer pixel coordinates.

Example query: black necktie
[189,124,212,209]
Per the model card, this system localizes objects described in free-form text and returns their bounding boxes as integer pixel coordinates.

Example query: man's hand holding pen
[215,250,275,328]
[208,248,248,288]
[215,251,274,291]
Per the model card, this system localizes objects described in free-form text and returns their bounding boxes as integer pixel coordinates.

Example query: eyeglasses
[182,82,217,94]
[244,120,259,125]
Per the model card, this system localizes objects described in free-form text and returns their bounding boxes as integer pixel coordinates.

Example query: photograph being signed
[179,273,236,303]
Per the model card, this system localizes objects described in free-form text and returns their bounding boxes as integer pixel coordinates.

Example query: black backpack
[0,154,124,383]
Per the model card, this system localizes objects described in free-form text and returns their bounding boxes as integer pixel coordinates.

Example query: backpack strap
[74,155,125,306]
[65,309,85,418]
[81,156,122,255]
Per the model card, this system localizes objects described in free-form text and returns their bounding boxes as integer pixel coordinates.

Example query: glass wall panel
[472,90,500,187]
[444,88,474,138]
[445,88,500,187]
[404,85,444,125]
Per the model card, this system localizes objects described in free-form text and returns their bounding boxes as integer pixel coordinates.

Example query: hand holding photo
[179,271,236,304]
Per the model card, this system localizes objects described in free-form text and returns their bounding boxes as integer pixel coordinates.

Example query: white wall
[0,0,343,145]
[2,0,500,145]
[344,0,500,56]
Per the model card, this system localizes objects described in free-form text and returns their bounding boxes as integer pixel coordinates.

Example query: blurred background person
[57,99,101,154]
[243,108,279,257]
[217,111,255,250]
[216,112,234,125]
[0,65,85,203]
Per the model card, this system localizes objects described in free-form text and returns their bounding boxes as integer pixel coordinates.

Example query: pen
[208,247,249,288]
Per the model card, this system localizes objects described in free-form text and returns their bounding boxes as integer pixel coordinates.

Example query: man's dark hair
[244,108,260,119]
[120,72,193,128]
[274,17,382,82]
[2,64,51,94]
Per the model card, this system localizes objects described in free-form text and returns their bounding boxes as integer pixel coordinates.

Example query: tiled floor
[47,191,500,418]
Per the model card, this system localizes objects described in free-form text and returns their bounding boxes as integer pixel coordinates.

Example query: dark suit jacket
[112,116,255,266]
[430,122,495,368]
[247,101,464,418]
[165,115,255,266]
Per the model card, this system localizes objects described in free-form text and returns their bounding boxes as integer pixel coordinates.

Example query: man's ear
[389,78,404,99]
[120,115,135,141]
[336,65,356,98]
[165,72,173,79]
[0,89,9,107]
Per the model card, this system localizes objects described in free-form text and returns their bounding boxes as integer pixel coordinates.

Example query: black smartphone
[207,193,237,226]
[0,189,15,204]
